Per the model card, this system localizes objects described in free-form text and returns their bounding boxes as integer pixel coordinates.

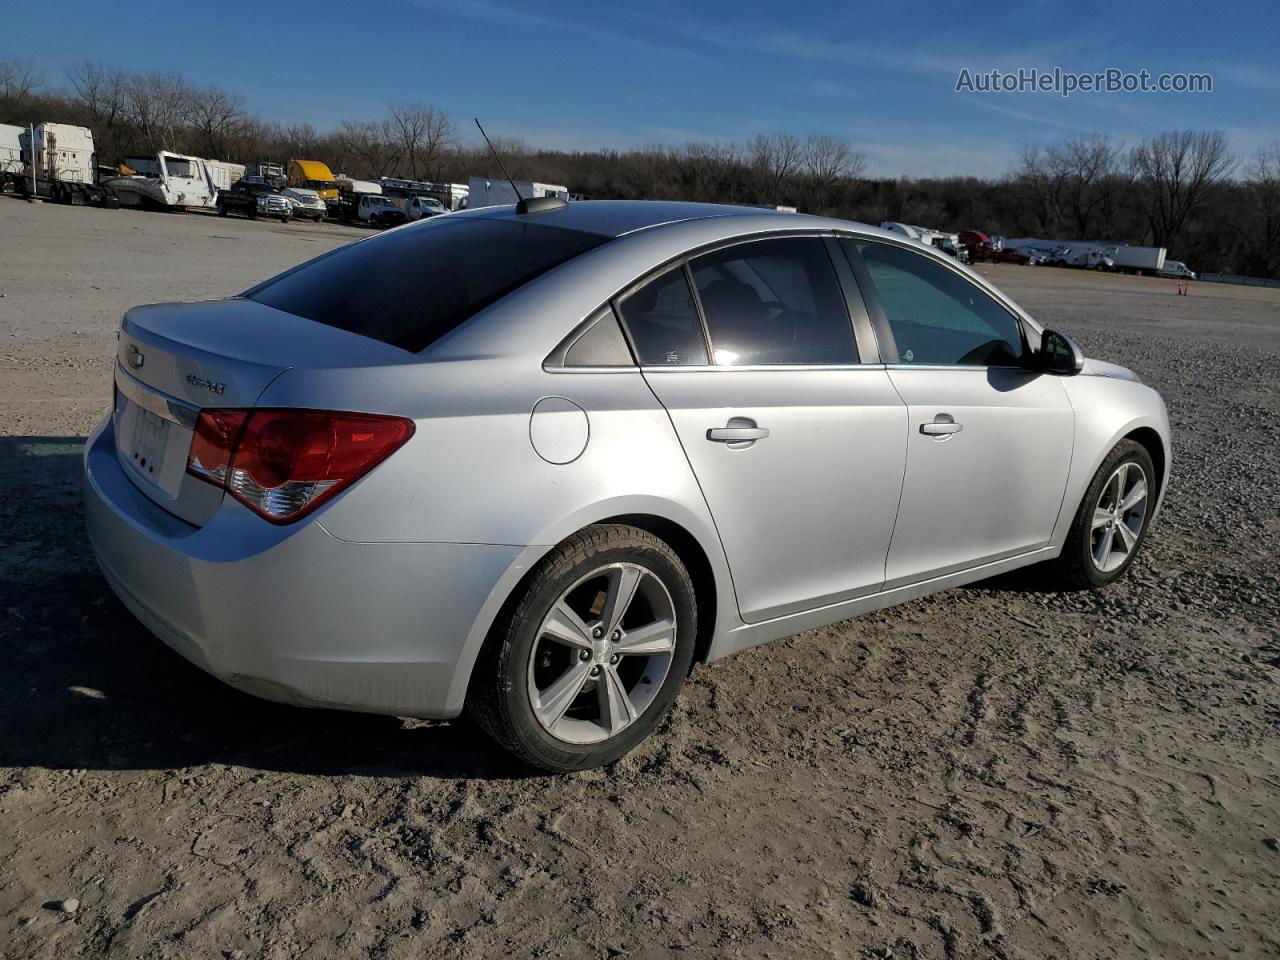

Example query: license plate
[117,396,187,497]
[131,407,169,476]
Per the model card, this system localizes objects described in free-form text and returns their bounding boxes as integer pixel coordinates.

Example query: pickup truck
[216,178,293,222]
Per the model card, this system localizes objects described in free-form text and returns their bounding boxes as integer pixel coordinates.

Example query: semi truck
[288,159,340,203]
[0,123,23,190]
[3,122,117,206]
[466,176,567,209]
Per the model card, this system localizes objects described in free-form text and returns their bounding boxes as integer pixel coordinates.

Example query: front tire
[468,524,698,772]
[1051,439,1156,589]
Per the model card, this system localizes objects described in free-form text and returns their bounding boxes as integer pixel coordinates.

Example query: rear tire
[1050,439,1156,590]
[468,524,697,772]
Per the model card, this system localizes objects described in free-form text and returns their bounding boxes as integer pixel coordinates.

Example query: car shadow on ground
[0,436,535,782]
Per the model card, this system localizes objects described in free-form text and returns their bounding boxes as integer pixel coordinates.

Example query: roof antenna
[474,117,566,215]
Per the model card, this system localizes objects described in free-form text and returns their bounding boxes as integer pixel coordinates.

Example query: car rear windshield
[245,218,610,352]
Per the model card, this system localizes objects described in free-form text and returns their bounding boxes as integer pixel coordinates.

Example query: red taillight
[186,409,414,523]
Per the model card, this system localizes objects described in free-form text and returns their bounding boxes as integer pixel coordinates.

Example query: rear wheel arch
[597,513,718,667]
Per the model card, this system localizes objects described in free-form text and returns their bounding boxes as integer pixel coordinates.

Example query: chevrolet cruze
[84,200,1170,771]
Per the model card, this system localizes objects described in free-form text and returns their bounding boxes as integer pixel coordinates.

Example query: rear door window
[689,237,857,365]
[245,218,610,352]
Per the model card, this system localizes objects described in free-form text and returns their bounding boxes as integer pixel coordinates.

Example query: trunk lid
[113,297,405,526]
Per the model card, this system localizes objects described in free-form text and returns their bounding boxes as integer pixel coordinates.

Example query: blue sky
[4,0,1278,177]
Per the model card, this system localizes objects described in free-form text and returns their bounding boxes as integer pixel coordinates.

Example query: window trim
[609,230,875,372]
[841,236,1038,371]
[546,227,1044,376]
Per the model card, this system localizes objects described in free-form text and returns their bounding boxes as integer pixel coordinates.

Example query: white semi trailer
[466,176,567,209]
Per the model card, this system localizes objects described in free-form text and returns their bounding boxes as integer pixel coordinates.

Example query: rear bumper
[83,413,523,718]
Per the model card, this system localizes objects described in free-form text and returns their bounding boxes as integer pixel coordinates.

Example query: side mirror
[1039,328,1084,376]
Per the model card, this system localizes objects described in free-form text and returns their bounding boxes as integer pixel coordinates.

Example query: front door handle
[707,417,769,444]
[920,414,963,437]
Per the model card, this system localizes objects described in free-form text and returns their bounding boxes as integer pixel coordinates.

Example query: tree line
[3,57,1278,277]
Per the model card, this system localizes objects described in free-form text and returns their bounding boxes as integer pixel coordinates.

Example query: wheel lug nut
[590,666,600,677]
[612,631,621,641]
[592,627,603,639]
[610,654,619,665]
[579,649,590,661]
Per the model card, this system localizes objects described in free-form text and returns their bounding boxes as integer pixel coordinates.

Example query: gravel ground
[1,199,1278,960]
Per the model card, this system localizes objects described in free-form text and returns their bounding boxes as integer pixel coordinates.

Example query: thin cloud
[405,0,716,65]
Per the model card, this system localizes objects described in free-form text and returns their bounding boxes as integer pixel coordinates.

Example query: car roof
[454,199,816,238]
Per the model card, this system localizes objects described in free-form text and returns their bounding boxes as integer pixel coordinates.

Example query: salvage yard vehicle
[288,159,340,203]
[1105,244,1167,276]
[282,187,327,222]
[8,122,118,206]
[404,195,447,220]
[216,178,292,222]
[84,200,1171,772]
[356,193,407,228]
[104,151,243,211]
[1158,259,1196,280]
[0,123,24,190]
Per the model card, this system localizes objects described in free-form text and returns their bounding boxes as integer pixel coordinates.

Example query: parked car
[405,195,447,221]
[356,194,407,228]
[216,178,292,222]
[283,187,326,222]
[990,247,1032,265]
[84,201,1170,772]
[1158,260,1196,280]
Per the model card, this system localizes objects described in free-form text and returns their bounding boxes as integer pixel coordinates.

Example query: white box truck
[1103,245,1167,276]
[466,176,567,209]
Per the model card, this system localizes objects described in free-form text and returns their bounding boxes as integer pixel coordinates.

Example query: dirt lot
[1,200,1278,960]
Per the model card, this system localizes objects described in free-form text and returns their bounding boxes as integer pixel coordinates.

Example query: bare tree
[336,119,398,178]
[123,72,193,152]
[0,58,39,103]
[66,60,129,160]
[1246,143,1280,277]
[1130,130,1235,248]
[187,85,248,159]
[803,135,865,211]
[1053,134,1122,238]
[749,133,803,201]
[387,102,453,180]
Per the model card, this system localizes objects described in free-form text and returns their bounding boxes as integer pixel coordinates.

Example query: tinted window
[847,240,1025,366]
[617,268,708,366]
[690,238,857,365]
[246,218,609,352]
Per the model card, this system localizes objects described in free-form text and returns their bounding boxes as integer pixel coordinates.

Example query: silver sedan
[84,200,1170,771]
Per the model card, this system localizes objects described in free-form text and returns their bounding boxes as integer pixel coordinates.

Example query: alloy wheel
[1090,461,1149,573]
[527,562,677,745]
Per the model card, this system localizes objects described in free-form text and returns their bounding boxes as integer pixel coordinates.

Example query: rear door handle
[707,418,769,444]
[920,414,963,437]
